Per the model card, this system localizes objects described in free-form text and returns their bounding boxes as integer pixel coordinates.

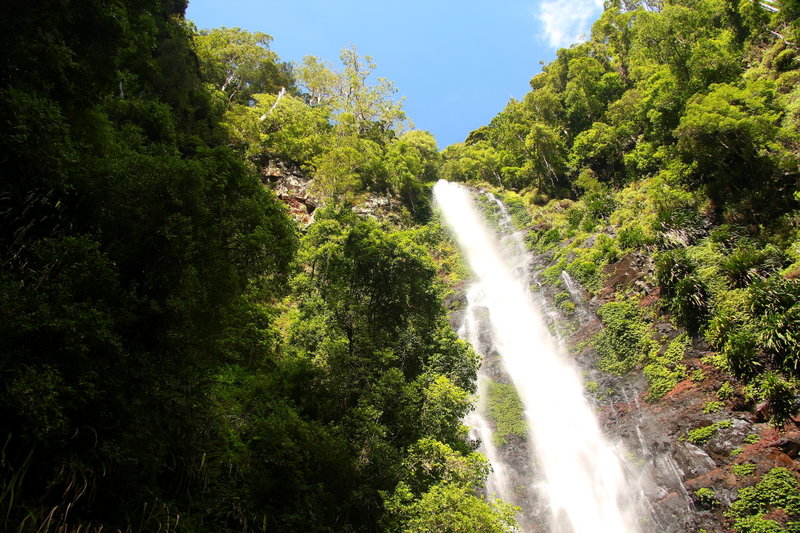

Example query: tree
[195,27,295,104]
[525,122,568,191]
[298,46,408,138]
[383,130,440,213]
[224,91,332,167]
[0,3,298,530]
[383,439,517,533]
[311,137,385,199]
[675,80,797,207]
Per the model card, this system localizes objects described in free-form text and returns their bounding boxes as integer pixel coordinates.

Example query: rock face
[262,159,410,227]
[262,160,318,226]
[603,252,654,294]
[446,192,799,533]
[528,242,800,533]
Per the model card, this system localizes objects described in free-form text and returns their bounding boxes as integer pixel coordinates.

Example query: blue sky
[187,0,604,148]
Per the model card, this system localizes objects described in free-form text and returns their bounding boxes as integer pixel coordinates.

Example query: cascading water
[460,301,515,502]
[435,180,641,533]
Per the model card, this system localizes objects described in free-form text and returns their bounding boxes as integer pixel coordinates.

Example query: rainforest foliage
[448,0,799,427]
[2,0,800,531]
[0,2,504,532]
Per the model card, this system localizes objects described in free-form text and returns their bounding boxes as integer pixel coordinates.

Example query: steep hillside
[445,0,800,528]
[1,0,798,531]
[0,4,504,532]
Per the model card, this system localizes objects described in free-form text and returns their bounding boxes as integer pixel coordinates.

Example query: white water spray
[459,301,514,501]
[435,181,640,533]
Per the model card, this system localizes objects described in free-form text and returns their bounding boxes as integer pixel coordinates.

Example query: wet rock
[765,449,796,468]
[673,442,717,478]
[448,308,466,330]
[649,490,696,533]
[706,418,752,456]
[603,252,653,291]
[777,435,800,458]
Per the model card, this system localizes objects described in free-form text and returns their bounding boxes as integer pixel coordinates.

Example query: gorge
[436,180,640,533]
[1,1,798,532]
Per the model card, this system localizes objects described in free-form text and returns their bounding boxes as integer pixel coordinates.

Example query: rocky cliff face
[533,247,799,533]
[263,159,411,227]
[262,160,318,226]
[449,192,799,533]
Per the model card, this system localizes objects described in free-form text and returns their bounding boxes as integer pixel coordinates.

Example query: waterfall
[435,180,640,533]
[459,293,515,502]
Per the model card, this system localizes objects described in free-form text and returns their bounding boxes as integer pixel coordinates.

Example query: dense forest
[0,1,508,531]
[0,0,798,532]
[439,0,800,530]
[441,0,800,426]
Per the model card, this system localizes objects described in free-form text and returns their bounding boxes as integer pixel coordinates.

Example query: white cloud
[536,0,604,49]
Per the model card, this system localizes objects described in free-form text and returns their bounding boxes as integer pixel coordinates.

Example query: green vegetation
[3,0,800,528]
[702,401,725,414]
[447,0,800,426]
[686,420,734,445]
[695,487,719,508]
[594,301,658,374]
[732,463,758,477]
[486,381,528,446]
[644,333,690,400]
[727,468,800,533]
[718,381,736,400]
[383,439,518,533]
[554,291,577,314]
[218,39,438,218]
[0,4,502,532]
[744,434,762,445]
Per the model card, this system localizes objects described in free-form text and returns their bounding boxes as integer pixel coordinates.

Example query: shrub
[727,468,800,533]
[656,249,694,293]
[541,258,568,286]
[710,224,749,249]
[686,420,733,445]
[554,291,571,306]
[750,277,800,316]
[720,244,786,288]
[746,277,800,378]
[743,372,800,425]
[656,249,710,334]
[566,206,586,229]
[644,334,690,401]
[537,227,563,251]
[584,189,616,220]
[566,258,600,293]
[703,401,725,413]
[497,190,532,230]
[655,207,706,248]
[724,325,764,380]
[774,49,797,72]
[743,434,761,445]
[695,487,719,508]
[671,275,711,335]
[617,223,654,251]
[595,302,658,374]
[732,463,757,477]
[718,382,736,400]
[705,288,751,350]
[486,381,527,446]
